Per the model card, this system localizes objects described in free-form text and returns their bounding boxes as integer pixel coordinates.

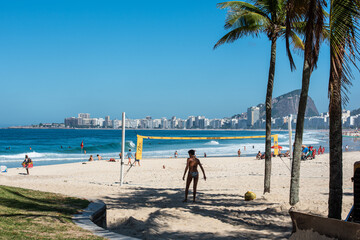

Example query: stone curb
[73,200,140,240]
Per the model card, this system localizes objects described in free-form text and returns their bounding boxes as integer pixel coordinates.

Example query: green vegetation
[0,185,103,240]
[214,0,304,194]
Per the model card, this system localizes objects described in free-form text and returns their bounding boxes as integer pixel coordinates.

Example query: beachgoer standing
[204,153,207,158]
[22,155,32,175]
[97,154,102,161]
[238,149,241,157]
[182,149,206,203]
[244,146,246,151]
[345,145,349,151]
[134,152,140,166]
[127,149,133,165]
[174,151,178,158]
[89,155,94,161]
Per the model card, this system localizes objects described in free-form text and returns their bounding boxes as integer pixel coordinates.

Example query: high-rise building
[247,107,260,127]
[78,113,90,118]
[161,117,168,129]
[186,116,195,129]
[104,116,112,128]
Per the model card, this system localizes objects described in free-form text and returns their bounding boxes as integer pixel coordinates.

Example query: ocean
[0,129,357,169]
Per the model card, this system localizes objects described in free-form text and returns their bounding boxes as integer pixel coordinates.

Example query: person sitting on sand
[89,155,94,161]
[284,151,290,157]
[97,154,102,161]
[256,151,262,159]
[182,149,206,203]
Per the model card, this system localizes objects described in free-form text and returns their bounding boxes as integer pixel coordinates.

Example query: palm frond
[285,0,327,71]
[214,24,263,49]
[288,30,305,50]
[225,10,269,30]
[217,1,271,21]
[329,0,360,104]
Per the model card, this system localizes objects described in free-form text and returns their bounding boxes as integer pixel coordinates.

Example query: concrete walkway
[73,200,140,240]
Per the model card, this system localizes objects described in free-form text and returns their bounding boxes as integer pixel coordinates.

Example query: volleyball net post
[135,134,279,160]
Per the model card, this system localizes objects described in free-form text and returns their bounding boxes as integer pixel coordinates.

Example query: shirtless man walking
[182,149,206,202]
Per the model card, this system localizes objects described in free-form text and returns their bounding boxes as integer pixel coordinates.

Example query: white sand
[0,152,357,239]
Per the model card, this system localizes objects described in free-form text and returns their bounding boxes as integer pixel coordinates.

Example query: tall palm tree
[285,0,327,206]
[214,0,303,193]
[328,0,360,219]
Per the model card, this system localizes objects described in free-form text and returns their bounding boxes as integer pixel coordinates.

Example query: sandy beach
[0,152,357,239]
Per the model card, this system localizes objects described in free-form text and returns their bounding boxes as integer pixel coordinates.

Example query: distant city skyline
[1,0,360,127]
[14,108,359,130]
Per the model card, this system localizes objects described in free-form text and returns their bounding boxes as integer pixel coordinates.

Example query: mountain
[257,90,319,118]
[351,107,360,116]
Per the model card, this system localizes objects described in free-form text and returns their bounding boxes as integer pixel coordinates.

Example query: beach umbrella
[271,145,283,149]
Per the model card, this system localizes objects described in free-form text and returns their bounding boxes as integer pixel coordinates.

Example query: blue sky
[1,0,359,126]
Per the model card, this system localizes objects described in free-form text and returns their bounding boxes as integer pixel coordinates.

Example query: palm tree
[285,0,327,206]
[328,0,360,219]
[214,0,303,193]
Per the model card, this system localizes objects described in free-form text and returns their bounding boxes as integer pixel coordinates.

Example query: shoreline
[4,127,331,131]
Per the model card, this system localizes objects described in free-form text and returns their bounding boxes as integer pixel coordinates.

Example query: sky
[1,0,360,126]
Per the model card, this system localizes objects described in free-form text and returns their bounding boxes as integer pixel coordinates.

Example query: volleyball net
[135,134,279,160]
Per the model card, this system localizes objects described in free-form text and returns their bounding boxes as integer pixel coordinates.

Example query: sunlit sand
[0,152,356,239]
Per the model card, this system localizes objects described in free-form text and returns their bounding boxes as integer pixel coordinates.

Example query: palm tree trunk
[328,57,343,219]
[289,58,311,205]
[264,36,277,194]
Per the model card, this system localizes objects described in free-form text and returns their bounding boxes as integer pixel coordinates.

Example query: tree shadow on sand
[102,187,292,239]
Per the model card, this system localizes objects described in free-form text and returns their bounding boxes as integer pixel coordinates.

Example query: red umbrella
[271,145,283,149]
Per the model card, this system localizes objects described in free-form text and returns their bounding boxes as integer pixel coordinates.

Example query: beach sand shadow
[102,187,292,239]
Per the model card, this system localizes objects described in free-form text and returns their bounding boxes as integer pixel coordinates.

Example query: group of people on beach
[301,145,325,160]
[87,149,140,166]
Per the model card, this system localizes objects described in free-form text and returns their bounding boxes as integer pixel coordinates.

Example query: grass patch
[0,185,104,240]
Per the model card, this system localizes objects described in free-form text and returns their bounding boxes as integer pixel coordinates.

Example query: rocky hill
[257,89,319,118]
[351,107,360,116]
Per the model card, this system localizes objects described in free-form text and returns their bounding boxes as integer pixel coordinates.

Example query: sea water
[0,128,357,169]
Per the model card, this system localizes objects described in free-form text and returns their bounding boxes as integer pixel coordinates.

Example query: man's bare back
[188,157,200,173]
[183,149,206,202]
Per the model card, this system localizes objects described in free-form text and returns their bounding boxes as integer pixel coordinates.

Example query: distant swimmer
[84,150,86,154]
[174,151,178,158]
[182,149,206,203]
[238,149,241,157]
[244,146,246,151]
[97,154,102,161]
[127,149,133,166]
[29,147,32,150]
[61,146,63,149]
